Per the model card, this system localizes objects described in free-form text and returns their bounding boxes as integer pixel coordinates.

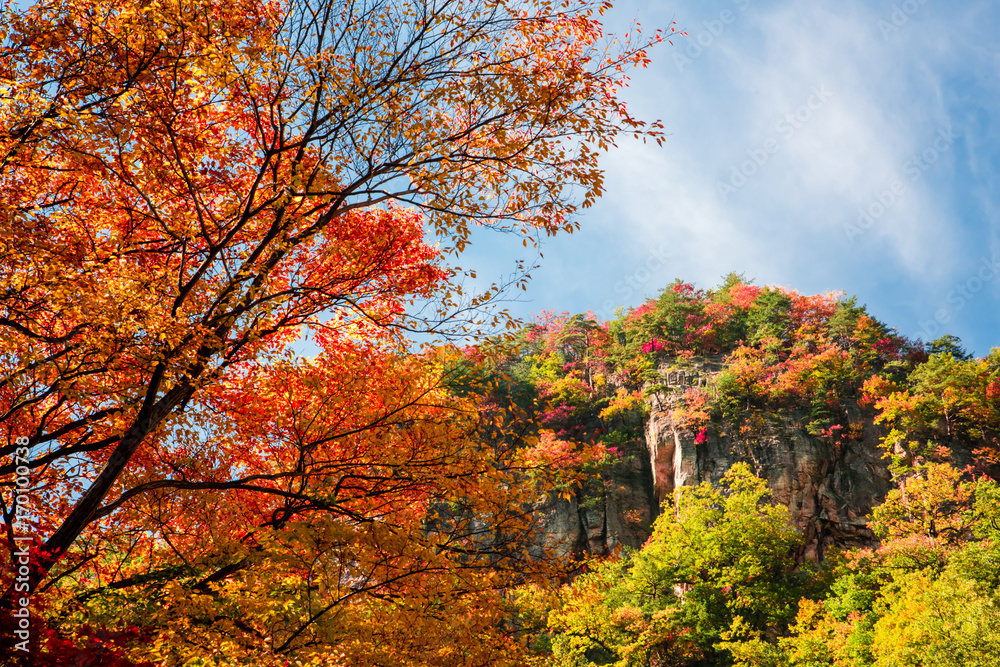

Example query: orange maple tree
[0,0,664,662]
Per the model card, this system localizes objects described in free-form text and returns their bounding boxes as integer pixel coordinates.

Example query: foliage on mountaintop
[454,274,925,489]
[458,273,1000,493]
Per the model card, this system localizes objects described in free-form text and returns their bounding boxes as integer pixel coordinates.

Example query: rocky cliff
[542,358,893,562]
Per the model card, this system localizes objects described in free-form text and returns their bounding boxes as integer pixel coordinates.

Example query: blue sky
[462,0,1000,357]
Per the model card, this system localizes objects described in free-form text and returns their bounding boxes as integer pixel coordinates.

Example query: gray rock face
[540,358,893,561]
[536,440,657,559]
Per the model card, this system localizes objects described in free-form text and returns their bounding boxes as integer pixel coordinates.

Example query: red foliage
[728,283,762,309]
[641,339,667,354]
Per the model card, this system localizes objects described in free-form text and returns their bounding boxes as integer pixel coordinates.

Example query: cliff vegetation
[452,274,1000,667]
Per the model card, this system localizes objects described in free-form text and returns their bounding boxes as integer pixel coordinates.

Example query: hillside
[458,275,997,550]
[448,274,1000,666]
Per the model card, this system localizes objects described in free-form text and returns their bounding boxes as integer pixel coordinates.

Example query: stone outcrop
[541,357,894,561]
[538,440,656,559]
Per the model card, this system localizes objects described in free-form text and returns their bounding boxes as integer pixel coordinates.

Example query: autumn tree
[0,0,666,662]
[864,345,1000,476]
[781,468,1000,667]
[546,464,812,667]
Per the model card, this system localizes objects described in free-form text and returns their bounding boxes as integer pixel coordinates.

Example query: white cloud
[467,0,1000,355]
[586,0,971,279]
